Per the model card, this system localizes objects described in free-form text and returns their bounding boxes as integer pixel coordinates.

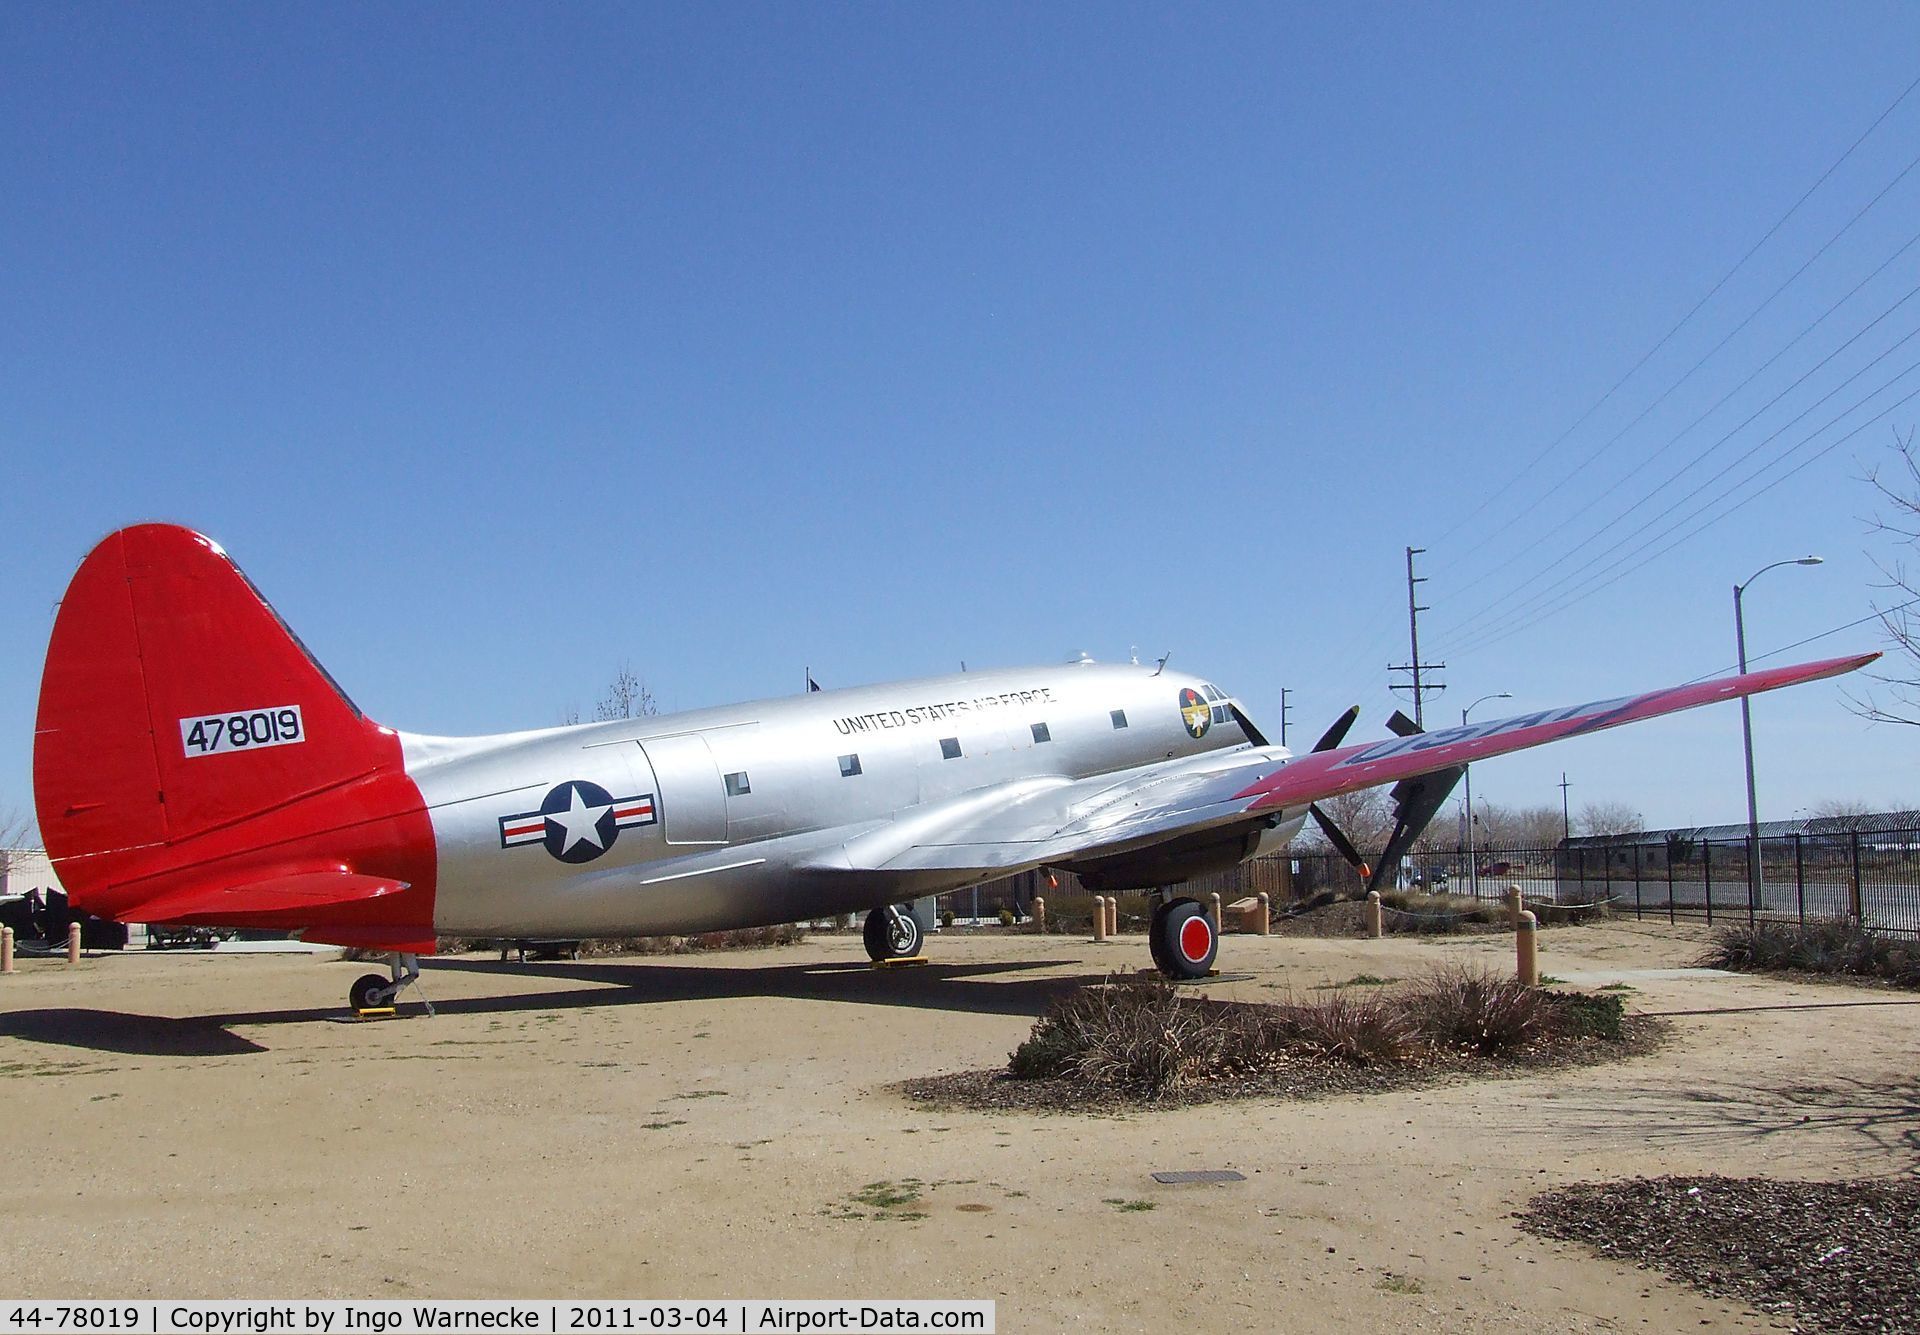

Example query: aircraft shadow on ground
[417,954,1105,1021]
[0,1008,267,1056]
[0,955,1114,1057]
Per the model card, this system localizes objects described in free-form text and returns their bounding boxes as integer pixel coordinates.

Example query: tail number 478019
[179,705,305,757]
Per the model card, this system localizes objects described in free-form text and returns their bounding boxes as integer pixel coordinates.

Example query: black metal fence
[944,825,1920,937]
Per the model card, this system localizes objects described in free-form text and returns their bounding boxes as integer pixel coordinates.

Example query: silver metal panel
[407,660,1265,938]
[640,734,729,844]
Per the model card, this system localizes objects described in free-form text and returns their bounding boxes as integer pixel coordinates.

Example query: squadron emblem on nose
[1179,687,1211,739]
[498,780,657,863]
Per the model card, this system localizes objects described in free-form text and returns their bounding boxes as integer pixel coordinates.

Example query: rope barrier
[1521,893,1627,910]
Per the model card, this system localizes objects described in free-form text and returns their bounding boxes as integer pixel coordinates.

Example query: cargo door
[638,734,729,844]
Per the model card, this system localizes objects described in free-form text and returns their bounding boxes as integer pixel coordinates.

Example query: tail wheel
[863,906,922,962]
[1152,898,1215,981]
[348,973,390,1011]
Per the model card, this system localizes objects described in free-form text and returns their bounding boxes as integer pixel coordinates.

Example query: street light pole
[1462,691,1511,899]
[1734,555,1823,917]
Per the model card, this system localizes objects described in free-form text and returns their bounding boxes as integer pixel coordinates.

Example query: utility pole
[1559,773,1571,841]
[1388,545,1445,727]
[1279,687,1292,748]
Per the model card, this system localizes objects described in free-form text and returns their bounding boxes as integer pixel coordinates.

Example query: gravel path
[1517,1175,1920,1334]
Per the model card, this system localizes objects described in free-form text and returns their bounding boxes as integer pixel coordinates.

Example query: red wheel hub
[1178,915,1211,963]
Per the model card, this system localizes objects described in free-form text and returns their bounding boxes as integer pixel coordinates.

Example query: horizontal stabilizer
[128,871,408,927]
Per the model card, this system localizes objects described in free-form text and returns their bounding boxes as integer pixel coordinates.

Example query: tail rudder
[34,524,433,938]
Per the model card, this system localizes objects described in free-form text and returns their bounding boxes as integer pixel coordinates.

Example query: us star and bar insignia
[499,779,657,863]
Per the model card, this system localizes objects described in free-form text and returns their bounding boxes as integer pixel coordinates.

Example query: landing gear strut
[1149,895,1216,981]
[863,905,923,962]
[348,952,434,1015]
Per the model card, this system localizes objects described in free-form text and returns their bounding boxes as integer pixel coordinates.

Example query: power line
[1441,296,1920,645]
[1441,222,1920,615]
[1687,596,1920,682]
[1431,70,1920,548]
[1452,379,1920,655]
[1451,377,1920,654]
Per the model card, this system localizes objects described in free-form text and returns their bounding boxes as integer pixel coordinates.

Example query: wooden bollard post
[1032,896,1046,934]
[1516,910,1539,986]
[1092,896,1108,942]
[1105,896,1118,938]
[1209,892,1222,933]
[66,921,82,965]
[1365,890,1382,939]
[1,925,13,974]
[1255,892,1270,936]
[1506,884,1524,928]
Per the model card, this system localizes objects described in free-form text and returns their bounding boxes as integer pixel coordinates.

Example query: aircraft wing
[800,653,1875,879]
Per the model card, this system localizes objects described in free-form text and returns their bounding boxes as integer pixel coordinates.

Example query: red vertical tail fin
[34,525,436,947]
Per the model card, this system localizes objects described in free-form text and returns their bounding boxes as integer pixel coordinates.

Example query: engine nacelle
[1066,824,1265,894]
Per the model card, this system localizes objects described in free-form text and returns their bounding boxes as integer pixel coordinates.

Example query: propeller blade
[1307,708,1374,895]
[1230,704,1269,747]
[1312,706,1361,753]
[1309,803,1367,870]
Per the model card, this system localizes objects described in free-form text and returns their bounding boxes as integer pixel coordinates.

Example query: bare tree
[593,663,658,722]
[1808,798,1877,831]
[1576,800,1644,837]
[1854,426,1920,725]
[0,807,34,887]
[1477,802,1565,848]
[1296,785,1396,855]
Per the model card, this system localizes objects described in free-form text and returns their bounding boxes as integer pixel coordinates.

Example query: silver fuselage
[402,662,1297,936]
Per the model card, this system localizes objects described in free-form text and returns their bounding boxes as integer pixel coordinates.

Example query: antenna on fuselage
[1153,651,1172,676]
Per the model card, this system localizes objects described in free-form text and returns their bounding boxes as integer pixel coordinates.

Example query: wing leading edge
[801,653,1877,880]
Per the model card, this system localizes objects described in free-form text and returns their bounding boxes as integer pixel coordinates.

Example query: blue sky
[4,3,1917,836]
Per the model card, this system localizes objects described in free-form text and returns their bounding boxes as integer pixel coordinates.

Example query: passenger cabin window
[838,753,862,777]
[1030,722,1051,744]
[724,771,751,797]
[940,737,962,760]
[1110,709,1128,730]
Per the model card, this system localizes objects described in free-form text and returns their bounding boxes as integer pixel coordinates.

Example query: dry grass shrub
[1405,963,1554,1054]
[1271,989,1421,1065]
[1373,890,1610,932]
[1009,977,1225,1091]
[1007,966,1625,1094]
[1698,920,1920,987]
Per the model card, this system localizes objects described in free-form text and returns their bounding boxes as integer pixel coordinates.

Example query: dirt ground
[2,921,1916,1332]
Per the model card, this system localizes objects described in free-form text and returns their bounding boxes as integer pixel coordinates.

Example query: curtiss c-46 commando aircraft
[33,525,1875,1011]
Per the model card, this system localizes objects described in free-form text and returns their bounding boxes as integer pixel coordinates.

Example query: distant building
[2,848,149,948]
[1557,810,1920,875]
[0,847,63,899]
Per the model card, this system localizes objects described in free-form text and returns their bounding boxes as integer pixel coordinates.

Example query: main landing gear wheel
[348,973,389,1011]
[1150,897,1216,981]
[863,905,923,962]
